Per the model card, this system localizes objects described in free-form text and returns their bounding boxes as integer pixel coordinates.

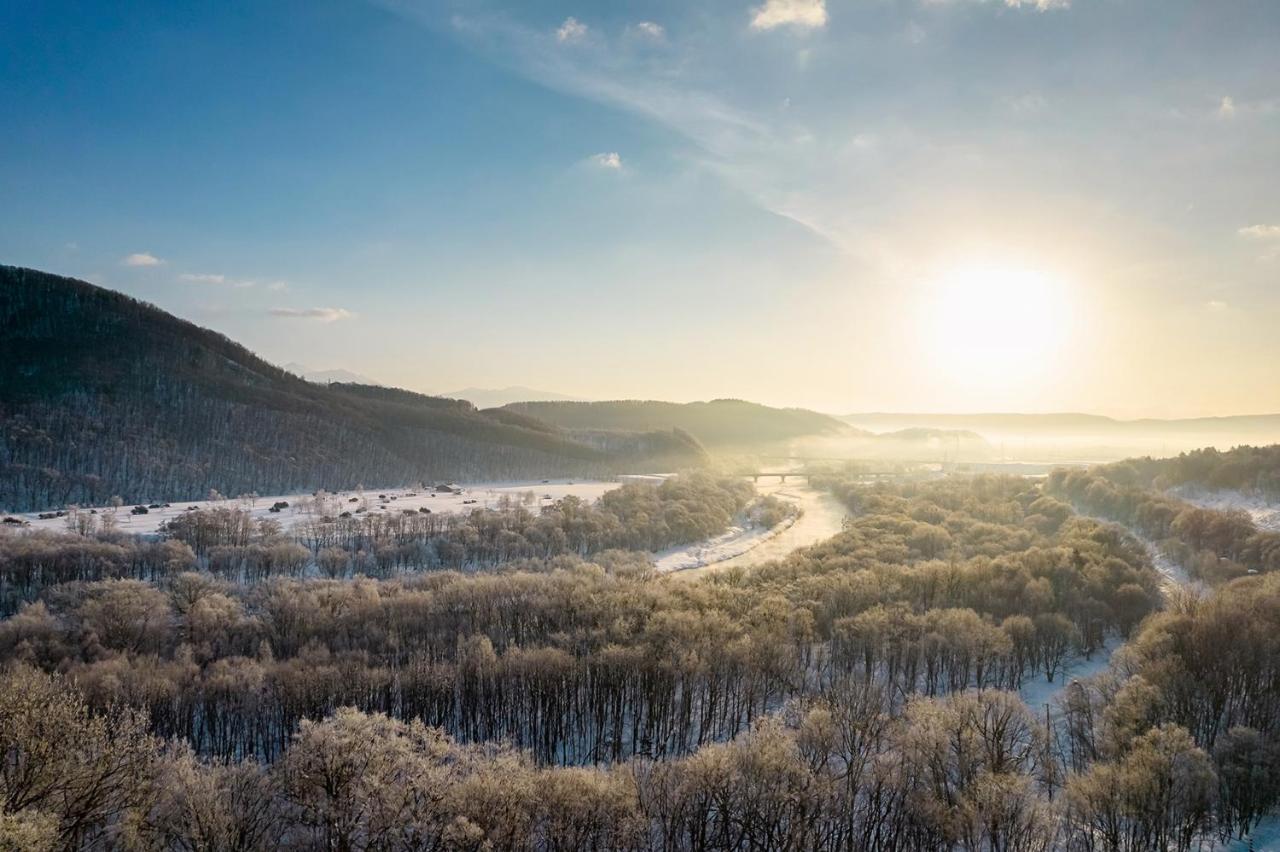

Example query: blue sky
[2,0,1278,416]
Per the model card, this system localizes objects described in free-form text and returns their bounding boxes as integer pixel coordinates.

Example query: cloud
[179,272,262,289]
[1215,95,1280,121]
[1239,225,1280,240]
[269,307,354,322]
[1206,300,1229,311]
[927,0,1069,10]
[1005,0,1069,8]
[1004,93,1048,114]
[432,9,770,161]
[589,151,623,169]
[123,252,164,267]
[556,16,587,43]
[632,21,665,40]
[751,0,828,31]
[412,6,820,245]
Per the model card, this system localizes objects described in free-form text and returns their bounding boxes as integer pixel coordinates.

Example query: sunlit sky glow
[2,0,1277,417]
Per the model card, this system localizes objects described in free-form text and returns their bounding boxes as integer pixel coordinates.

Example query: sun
[921,266,1073,388]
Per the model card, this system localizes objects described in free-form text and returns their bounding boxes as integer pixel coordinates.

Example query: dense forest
[1077,445,1280,497]
[1046,455,1280,582]
[0,267,706,513]
[8,466,1280,849]
[0,474,759,614]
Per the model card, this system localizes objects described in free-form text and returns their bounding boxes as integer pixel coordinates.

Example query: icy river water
[673,482,850,579]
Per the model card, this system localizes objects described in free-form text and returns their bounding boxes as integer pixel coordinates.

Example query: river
[673,481,850,579]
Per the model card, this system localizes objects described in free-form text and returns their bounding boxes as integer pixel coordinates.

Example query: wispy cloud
[374,0,1137,271]
[1004,93,1048,114]
[631,21,665,40]
[1005,0,1069,9]
[179,272,275,289]
[1239,225,1280,240]
[269,307,354,322]
[123,252,164,267]
[589,151,622,169]
[394,3,837,252]
[556,16,586,43]
[178,272,227,285]
[927,0,1070,10]
[1240,225,1280,262]
[750,0,828,31]
[432,7,773,163]
[1217,95,1277,120]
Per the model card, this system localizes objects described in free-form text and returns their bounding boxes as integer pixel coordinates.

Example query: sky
[2,0,1278,417]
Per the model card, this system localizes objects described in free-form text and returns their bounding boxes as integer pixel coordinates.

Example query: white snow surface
[1017,637,1121,712]
[653,515,798,573]
[1218,815,1280,851]
[11,480,621,536]
[10,477,820,574]
[655,483,851,576]
[1172,486,1280,533]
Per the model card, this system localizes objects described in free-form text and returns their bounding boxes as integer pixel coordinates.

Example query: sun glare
[921,266,1073,388]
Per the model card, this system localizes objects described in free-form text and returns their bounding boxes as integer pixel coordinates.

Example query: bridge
[742,472,814,483]
[736,458,953,483]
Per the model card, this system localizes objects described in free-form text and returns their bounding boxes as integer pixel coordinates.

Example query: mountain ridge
[0,266,705,511]
[441,386,584,408]
[842,411,1280,433]
[503,399,864,449]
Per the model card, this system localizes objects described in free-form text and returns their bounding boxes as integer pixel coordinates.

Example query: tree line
[1085,445,1280,498]
[1,477,1159,767]
[6,589,1279,852]
[4,472,1280,848]
[1045,467,1280,581]
[0,475,758,612]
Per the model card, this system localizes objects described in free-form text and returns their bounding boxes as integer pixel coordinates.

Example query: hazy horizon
[3,0,1278,417]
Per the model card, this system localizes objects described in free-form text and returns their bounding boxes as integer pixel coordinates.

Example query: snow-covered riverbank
[671,484,850,578]
[9,479,622,536]
[653,513,799,573]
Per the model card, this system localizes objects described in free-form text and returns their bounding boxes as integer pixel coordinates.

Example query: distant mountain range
[503,399,860,450]
[442,386,584,408]
[282,362,382,386]
[841,412,1280,462]
[842,412,1280,437]
[498,400,1004,461]
[0,266,705,512]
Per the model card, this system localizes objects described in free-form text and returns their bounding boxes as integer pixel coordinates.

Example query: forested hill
[501,399,863,449]
[0,266,706,511]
